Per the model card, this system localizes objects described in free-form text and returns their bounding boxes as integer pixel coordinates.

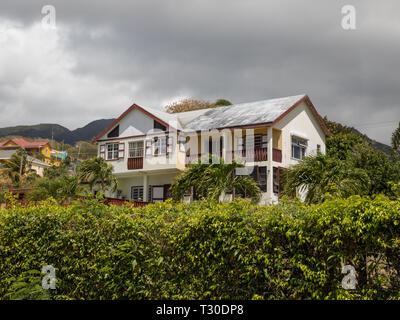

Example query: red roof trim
[92,103,172,143]
[272,95,330,137]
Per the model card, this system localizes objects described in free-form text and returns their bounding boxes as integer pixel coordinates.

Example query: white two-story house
[93,94,329,204]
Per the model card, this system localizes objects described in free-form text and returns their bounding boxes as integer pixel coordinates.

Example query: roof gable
[93,104,180,142]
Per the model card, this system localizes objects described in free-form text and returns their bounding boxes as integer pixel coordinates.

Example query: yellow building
[0,138,65,166]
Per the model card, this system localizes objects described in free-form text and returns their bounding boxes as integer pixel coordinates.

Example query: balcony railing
[127,157,143,170]
[233,148,268,162]
[272,148,282,162]
[185,148,282,163]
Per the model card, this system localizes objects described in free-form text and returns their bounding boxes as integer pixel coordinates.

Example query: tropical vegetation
[171,156,261,203]
[1,196,400,300]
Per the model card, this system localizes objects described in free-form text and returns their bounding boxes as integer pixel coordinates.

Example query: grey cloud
[0,0,399,144]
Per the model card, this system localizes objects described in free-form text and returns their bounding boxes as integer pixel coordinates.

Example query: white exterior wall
[274,101,326,167]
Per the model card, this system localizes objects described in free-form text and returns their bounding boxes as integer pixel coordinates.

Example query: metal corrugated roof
[140,94,306,131]
[180,94,306,130]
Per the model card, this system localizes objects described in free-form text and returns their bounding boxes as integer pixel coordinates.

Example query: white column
[143,174,149,202]
[221,129,232,163]
[267,127,273,202]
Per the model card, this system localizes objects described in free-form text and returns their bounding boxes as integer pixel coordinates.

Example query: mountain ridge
[0,119,115,145]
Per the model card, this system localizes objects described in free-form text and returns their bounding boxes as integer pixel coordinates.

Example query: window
[273,167,279,194]
[291,137,307,160]
[107,125,119,138]
[129,141,144,158]
[317,144,321,153]
[259,167,267,192]
[154,120,167,131]
[153,137,167,156]
[131,186,144,200]
[107,143,119,160]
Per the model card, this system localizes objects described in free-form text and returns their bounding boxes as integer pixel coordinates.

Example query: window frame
[291,137,308,160]
[106,143,119,160]
[128,140,144,158]
[131,186,144,201]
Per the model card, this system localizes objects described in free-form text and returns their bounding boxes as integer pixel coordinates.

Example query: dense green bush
[0,196,400,299]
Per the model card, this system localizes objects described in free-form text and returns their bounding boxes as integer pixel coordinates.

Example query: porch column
[143,174,149,202]
[267,126,273,202]
[221,129,232,163]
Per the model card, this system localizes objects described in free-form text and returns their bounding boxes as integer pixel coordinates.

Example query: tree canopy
[165,98,232,113]
[282,134,400,204]
[392,121,400,154]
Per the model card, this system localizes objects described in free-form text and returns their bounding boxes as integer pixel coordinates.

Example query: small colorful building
[0,138,66,166]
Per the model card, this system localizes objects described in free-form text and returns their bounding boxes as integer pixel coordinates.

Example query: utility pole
[19,153,23,176]
[74,144,81,175]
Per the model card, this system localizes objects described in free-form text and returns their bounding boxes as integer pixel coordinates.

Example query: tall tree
[171,156,261,203]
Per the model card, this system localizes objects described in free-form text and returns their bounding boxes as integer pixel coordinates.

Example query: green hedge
[1,195,400,299]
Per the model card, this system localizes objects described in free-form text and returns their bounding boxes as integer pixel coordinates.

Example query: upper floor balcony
[185,147,282,164]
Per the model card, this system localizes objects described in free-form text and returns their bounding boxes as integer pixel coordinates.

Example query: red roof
[0,138,49,148]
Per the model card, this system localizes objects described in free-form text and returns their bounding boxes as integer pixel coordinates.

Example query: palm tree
[78,157,118,194]
[282,153,370,204]
[171,156,261,203]
[2,148,35,186]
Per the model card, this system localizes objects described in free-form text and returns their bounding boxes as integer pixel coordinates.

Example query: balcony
[127,157,143,170]
[185,147,282,163]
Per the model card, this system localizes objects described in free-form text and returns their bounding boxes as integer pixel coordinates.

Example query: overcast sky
[0,0,399,144]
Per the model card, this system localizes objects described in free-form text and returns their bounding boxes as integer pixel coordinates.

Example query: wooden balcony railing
[185,148,282,163]
[272,148,282,162]
[127,157,143,170]
[233,148,268,162]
